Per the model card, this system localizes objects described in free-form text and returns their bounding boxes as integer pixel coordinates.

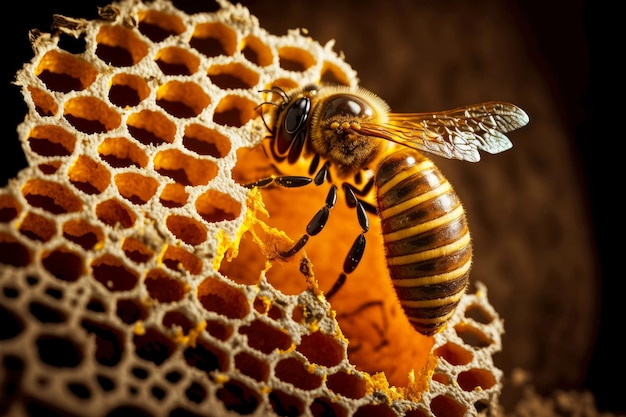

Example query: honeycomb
[0,1,505,416]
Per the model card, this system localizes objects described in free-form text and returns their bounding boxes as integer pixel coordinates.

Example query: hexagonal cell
[270,389,305,417]
[159,183,188,208]
[433,342,473,366]
[109,73,151,108]
[241,35,273,67]
[145,269,189,303]
[37,161,63,175]
[234,351,269,382]
[68,155,111,195]
[197,276,250,319]
[41,246,84,282]
[91,254,139,291]
[207,62,260,90]
[454,322,494,348]
[35,50,98,92]
[22,178,82,214]
[205,319,234,342]
[265,78,299,92]
[27,125,76,157]
[95,198,136,229]
[239,319,292,354]
[18,211,57,242]
[155,46,200,76]
[457,368,496,392]
[28,86,58,116]
[116,298,149,324]
[165,214,207,246]
[430,395,467,417]
[195,189,241,223]
[127,110,176,146]
[297,331,345,368]
[0,195,22,223]
[161,246,202,275]
[122,237,154,263]
[156,80,211,118]
[183,337,230,374]
[190,22,237,57]
[36,334,83,368]
[96,25,149,67]
[321,61,351,86]
[63,97,121,134]
[0,232,31,267]
[275,357,323,390]
[134,327,177,365]
[216,378,260,415]
[464,302,495,324]
[183,124,231,158]
[114,172,159,205]
[137,9,186,42]
[213,94,258,127]
[62,219,104,250]
[154,149,218,186]
[98,137,149,168]
[311,397,348,417]
[278,46,316,72]
[326,371,367,400]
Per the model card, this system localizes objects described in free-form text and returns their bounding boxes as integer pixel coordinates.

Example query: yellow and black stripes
[376,149,472,335]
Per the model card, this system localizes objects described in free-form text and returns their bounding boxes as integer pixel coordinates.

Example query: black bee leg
[244,175,313,189]
[277,184,338,258]
[325,187,369,300]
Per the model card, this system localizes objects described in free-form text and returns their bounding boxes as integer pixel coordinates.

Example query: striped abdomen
[375,148,472,336]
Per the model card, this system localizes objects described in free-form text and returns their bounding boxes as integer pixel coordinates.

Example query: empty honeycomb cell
[163,310,195,334]
[108,73,151,108]
[137,9,186,42]
[216,380,260,415]
[464,303,495,325]
[155,46,201,76]
[266,78,299,92]
[190,22,237,58]
[165,214,207,246]
[310,397,348,417]
[183,123,231,158]
[234,351,269,382]
[430,395,467,417]
[35,50,98,93]
[156,80,211,118]
[37,161,63,175]
[133,327,177,365]
[278,46,316,72]
[195,189,241,223]
[62,219,104,250]
[28,86,58,116]
[183,338,230,374]
[95,198,136,228]
[432,373,451,385]
[98,137,148,169]
[151,386,166,401]
[19,212,57,242]
[205,319,233,341]
[63,96,122,135]
[22,178,82,214]
[145,269,189,302]
[161,246,202,275]
[154,149,218,186]
[67,382,91,399]
[353,404,397,417]
[457,368,496,392]
[91,254,139,291]
[269,389,305,417]
[253,296,283,319]
[116,298,149,324]
[326,371,367,399]
[68,155,111,195]
[127,109,176,146]
[122,237,154,263]
[36,334,83,368]
[274,357,323,391]
[0,305,24,340]
[27,125,76,157]
[97,374,115,391]
[114,172,159,205]
[207,62,260,90]
[241,35,273,67]
[96,25,149,67]
[213,94,258,127]
[454,323,493,348]
[297,331,345,368]
[320,61,351,86]
[197,276,250,319]
[158,183,187,208]
[0,195,21,222]
[185,380,207,403]
[239,319,292,354]
[433,342,474,366]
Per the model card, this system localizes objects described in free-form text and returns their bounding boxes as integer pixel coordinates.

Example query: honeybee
[251,84,529,336]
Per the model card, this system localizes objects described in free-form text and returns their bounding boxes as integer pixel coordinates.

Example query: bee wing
[354,101,529,162]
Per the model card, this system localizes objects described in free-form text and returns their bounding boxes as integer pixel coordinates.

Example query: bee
[251,84,529,336]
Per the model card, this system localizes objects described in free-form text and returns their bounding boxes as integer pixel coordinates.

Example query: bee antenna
[258,86,290,103]
[254,103,275,135]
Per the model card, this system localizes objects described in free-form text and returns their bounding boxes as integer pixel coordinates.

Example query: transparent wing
[352,101,529,162]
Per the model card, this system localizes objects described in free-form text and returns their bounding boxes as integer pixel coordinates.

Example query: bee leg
[244,175,312,189]
[277,184,338,258]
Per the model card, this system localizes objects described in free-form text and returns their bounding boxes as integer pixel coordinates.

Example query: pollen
[1,1,504,416]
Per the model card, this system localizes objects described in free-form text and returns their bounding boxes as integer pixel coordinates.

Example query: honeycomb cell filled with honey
[1,1,504,416]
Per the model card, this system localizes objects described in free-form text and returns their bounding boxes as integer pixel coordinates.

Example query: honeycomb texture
[0,1,504,416]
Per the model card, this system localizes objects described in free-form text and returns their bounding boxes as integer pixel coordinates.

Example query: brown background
[1,0,619,414]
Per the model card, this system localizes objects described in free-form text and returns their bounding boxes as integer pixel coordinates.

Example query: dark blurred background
[1,0,619,414]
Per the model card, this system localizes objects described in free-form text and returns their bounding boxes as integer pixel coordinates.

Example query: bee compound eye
[284,97,311,134]
[321,95,373,121]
